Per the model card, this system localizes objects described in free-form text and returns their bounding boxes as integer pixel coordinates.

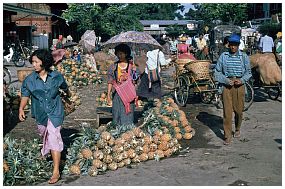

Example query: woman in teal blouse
[19,49,70,184]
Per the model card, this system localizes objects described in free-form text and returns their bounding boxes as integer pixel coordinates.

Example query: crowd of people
[16,29,281,184]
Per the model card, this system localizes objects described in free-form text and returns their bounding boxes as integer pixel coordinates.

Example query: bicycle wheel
[243,82,254,111]
[3,67,12,86]
[200,91,215,104]
[174,75,189,107]
[12,51,25,67]
[266,85,281,100]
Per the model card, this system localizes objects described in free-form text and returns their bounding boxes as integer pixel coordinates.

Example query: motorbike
[3,42,28,67]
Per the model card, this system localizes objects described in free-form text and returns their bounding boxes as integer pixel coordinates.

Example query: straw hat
[180,36,187,42]
[276,32,282,38]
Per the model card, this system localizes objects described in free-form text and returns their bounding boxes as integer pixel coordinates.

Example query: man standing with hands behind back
[214,34,252,145]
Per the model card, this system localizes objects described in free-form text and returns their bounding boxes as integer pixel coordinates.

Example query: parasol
[79,30,96,53]
[101,31,163,52]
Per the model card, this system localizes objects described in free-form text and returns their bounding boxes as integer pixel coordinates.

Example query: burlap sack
[250,53,281,85]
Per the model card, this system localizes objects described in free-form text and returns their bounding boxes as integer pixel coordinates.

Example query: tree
[184,3,248,27]
[62,3,143,41]
[62,3,184,41]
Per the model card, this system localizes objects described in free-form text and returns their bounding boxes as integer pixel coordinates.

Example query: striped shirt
[224,54,243,77]
[214,50,252,85]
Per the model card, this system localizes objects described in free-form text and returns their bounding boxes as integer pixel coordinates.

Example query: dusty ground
[4,64,282,186]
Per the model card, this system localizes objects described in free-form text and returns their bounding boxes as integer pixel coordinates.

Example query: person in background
[214,34,252,145]
[71,49,81,62]
[19,49,71,184]
[177,36,196,60]
[55,35,64,50]
[219,36,229,55]
[259,32,274,53]
[195,33,208,60]
[239,37,246,52]
[137,40,168,100]
[169,36,178,55]
[107,44,139,127]
[274,32,282,65]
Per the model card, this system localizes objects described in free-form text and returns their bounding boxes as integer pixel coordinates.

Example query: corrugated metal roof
[140,20,198,26]
[3,3,58,17]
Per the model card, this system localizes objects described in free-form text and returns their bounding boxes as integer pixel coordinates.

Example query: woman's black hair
[113,44,133,81]
[114,44,132,60]
[29,49,54,71]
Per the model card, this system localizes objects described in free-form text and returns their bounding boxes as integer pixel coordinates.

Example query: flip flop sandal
[48,174,60,184]
[234,131,241,138]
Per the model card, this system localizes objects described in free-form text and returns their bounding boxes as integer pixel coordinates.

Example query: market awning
[3,3,59,18]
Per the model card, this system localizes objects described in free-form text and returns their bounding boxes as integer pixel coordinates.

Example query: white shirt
[145,49,167,74]
[259,35,274,53]
[239,39,245,51]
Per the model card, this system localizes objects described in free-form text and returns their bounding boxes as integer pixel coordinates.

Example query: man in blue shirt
[214,34,252,145]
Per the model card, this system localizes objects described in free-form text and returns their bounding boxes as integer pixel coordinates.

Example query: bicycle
[213,80,254,112]
[3,66,12,86]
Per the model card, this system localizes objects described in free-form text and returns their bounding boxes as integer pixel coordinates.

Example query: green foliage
[258,22,282,39]
[185,3,248,28]
[61,3,184,40]
[3,137,52,186]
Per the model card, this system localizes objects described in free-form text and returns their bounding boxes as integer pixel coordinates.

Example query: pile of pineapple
[64,97,194,177]
[140,97,195,140]
[3,137,52,186]
[56,58,102,87]
[64,122,181,177]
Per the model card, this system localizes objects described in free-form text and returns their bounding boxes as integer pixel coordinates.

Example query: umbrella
[79,30,96,53]
[101,31,163,52]
[64,41,78,48]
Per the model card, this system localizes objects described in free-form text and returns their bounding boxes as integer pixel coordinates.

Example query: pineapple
[127,149,136,159]
[112,152,123,163]
[148,151,155,160]
[102,146,113,155]
[117,161,125,168]
[3,160,9,173]
[93,150,104,160]
[88,166,98,177]
[149,143,158,152]
[108,162,118,171]
[184,125,192,133]
[92,159,103,169]
[161,133,172,142]
[121,150,129,159]
[108,137,115,146]
[81,148,93,159]
[175,133,183,140]
[142,145,150,154]
[132,127,144,138]
[143,135,153,145]
[135,146,143,155]
[112,145,124,154]
[69,164,81,175]
[103,154,113,164]
[139,153,149,162]
[123,158,131,165]
[174,127,181,133]
[163,148,173,157]
[131,155,140,163]
[101,131,112,141]
[114,138,126,146]
[183,132,193,140]
[155,150,165,160]
[158,141,169,151]
[96,139,106,149]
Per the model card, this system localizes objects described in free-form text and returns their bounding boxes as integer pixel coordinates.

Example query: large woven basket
[17,68,34,82]
[175,58,194,72]
[185,60,211,80]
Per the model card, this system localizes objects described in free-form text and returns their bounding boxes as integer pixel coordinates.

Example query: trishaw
[174,59,217,107]
[173,58,255,111]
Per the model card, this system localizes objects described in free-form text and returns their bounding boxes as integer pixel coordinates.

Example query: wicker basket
[185,60,211,80]
[17,68,34,82]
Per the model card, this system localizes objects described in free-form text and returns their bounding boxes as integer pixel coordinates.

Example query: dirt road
[5,65,282,186]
